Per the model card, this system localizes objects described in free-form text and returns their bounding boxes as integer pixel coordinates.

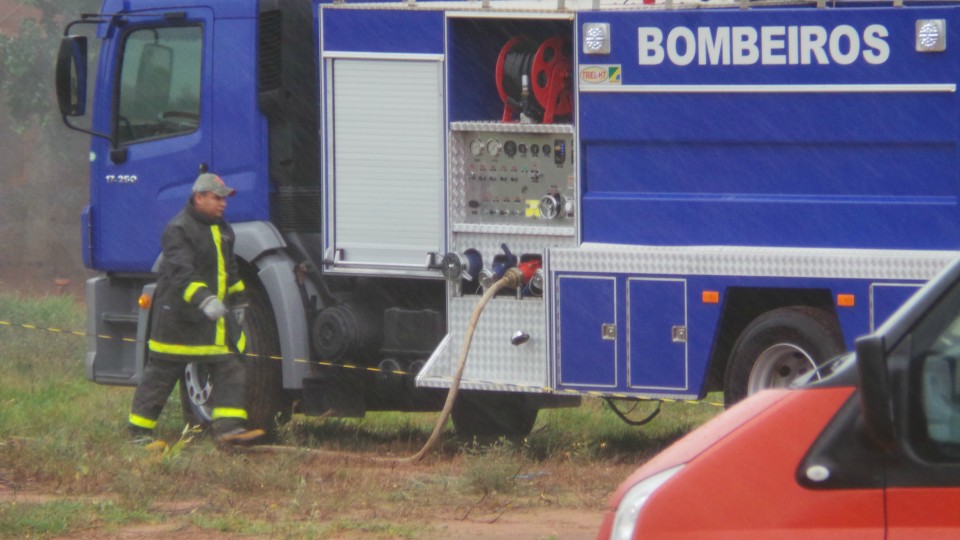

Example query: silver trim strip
[579,83,958,94]
[552,244,958,281]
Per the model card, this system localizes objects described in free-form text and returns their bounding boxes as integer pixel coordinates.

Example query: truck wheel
[723,306,844,407]
[179,286,291,434]
[451,391,539,444]
[180,362,213,427]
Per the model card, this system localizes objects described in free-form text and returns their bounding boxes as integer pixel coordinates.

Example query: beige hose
[242,268,526,464]
[405,267,524,462]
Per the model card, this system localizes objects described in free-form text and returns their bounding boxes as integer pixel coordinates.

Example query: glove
[199,296,227,321]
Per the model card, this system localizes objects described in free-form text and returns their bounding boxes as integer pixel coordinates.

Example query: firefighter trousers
[129,354,247,435]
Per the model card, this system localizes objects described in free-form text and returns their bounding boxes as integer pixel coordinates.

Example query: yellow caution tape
[0,317,724,407]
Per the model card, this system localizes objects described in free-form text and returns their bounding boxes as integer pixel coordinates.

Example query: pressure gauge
[539,193,562,220]
[469,138,484,157]
[486,138,502,157]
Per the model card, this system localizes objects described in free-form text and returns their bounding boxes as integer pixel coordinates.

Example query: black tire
[179,285,291,434]
[451,391,539,444]
[723,306,844,407]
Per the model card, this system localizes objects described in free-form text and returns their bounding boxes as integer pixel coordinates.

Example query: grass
[0,291,723,538]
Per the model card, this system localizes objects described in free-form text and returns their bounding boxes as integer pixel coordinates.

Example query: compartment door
[325,58,444,275]
[557,275,617,389]
[628,278,688,391]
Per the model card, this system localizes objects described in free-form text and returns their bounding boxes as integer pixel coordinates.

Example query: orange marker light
[837,294,855,308]
[138,294,152,310]
[702,290,720,304]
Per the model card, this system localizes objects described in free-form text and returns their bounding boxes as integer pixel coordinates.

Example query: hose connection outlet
[440,249,482,282]
[480,243,520,290]
[516,258,542,285]
[528,268,545,296]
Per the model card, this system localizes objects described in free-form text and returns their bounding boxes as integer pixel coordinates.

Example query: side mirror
[56,36,88,117]
[856,334,895,445]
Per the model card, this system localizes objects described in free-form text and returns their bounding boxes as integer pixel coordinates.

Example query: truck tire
[451,391,539,444]
[723,306,844,407]
[180,286,291,435]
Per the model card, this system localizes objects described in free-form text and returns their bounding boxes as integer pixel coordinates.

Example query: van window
[913,286,960,458]
[921,355,960,447]
[115,26,202,145]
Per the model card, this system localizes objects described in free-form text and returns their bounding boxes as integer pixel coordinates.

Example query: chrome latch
[601,323,617,341]
[672,325,687,343]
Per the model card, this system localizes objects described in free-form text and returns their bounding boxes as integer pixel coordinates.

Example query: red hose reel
[495,35,572,124]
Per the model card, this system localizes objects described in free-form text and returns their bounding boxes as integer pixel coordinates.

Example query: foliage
[0,0,99,130]
[0,0,105,290]
[460,439,525,496]
[0,499,147,537]
[159,424,202,467]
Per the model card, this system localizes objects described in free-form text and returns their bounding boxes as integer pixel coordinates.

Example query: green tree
[0,0,101,293]
[0,0,101,130]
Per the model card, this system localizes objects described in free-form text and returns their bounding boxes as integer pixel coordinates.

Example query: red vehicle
[597,255,960,539]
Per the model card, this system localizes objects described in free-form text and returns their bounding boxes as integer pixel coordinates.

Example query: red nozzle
[516,259,542,285]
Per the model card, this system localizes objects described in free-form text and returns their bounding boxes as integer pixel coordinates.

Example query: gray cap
[192,173,235,197]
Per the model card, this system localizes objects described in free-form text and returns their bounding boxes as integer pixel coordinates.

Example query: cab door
[89,9,213,272]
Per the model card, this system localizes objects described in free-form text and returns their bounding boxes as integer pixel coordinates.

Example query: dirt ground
[39,506,608,540]
[0,483,609,540]
[0,450,628,540]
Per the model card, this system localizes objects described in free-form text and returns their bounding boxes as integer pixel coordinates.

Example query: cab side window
[115,26,202,145]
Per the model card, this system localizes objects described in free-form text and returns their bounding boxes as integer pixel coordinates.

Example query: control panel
[455,129,575,228]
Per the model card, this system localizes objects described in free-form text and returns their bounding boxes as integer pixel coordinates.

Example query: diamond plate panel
[449,233,573,267]
[449,131,468,225]
[452,223,575,237]
[419,297,548,392]
[551,244,958,281]
[451,121,575,134]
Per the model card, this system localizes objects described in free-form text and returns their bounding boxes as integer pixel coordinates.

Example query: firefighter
[127,172,264,447]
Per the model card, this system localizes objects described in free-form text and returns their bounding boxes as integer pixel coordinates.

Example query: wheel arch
[705,287,841,393]
[232,221,313,390]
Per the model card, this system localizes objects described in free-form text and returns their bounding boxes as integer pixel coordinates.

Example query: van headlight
[610,465,684,540]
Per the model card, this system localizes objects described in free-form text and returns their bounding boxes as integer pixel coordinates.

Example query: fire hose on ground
[246,267,526,464]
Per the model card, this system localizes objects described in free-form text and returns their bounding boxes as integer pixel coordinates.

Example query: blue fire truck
[56,0,960,439]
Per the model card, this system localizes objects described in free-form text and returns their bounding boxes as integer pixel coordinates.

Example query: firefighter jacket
[148,198,246,362]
